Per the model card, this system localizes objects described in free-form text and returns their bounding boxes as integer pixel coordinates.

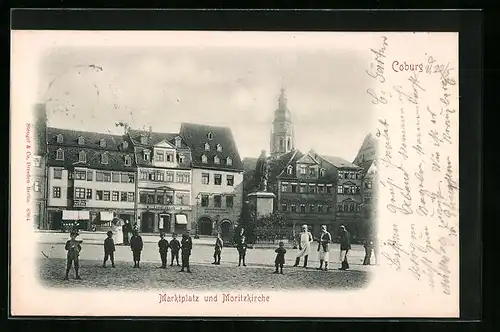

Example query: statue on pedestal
[254,150,269,192]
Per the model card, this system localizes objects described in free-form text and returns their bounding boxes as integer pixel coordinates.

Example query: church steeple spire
[270,87,295,158]
[278,87,287,109]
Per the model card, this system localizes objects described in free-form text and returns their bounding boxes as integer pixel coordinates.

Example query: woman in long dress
[112,218,124,245]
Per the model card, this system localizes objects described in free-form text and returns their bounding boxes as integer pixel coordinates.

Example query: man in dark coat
[103,230,116,268]
[64,230,82,280]
[339,225,351,270]
[122,220,131,245]
[130,230,144,268]
[158,232,169,268]
[169,233,181,266]
[179,232,193,273]
[274,241,286,274]
[363,235,374,265]
[212,233,223,265]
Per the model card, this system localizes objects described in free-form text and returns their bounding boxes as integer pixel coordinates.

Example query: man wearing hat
[130,229,144,268]
[293,224,313,268]
[339,225,352,270]
[64,230,82,280]
[317,225,332,271]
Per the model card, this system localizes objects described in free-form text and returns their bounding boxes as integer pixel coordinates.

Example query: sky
[37,32,375,161]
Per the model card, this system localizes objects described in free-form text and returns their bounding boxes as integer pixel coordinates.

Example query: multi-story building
[128,128,193,234]
[31,103,48,229]
[179,123,244,241]
[46,128,136,230]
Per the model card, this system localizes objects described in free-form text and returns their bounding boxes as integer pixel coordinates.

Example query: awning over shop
[175,214,188,225]
[62,210,79,220]
[78,211,90,220]
[100,211,114,221]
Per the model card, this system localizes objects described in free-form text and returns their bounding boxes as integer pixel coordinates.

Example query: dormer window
[226,157,232,166]
[217,144,223,152]
[287,165,293,175]
[78,136,85,145]
[78,151,86,163]
[101,153,109,164]
[207,132,214,140]
[124,155,132,166]
[56,134,64,143]
[143,150,150,161]
[204,143,210,151]
[178,154,185,163]
[175,136,182,148]
[99,139,106,148]
[122,141,129,149]
[320,168,325,177]
[214,156,220,164]
[201,154,208,164]
[140,135,148,145]
[56,148,64,160]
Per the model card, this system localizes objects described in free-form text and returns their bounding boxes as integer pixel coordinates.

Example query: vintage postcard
[10,30,459,317]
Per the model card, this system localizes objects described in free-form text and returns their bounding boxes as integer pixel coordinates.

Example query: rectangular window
[139,193,147,204]
[318,185,325,194]
[128,192,134,202]
[111,191,119,201]
[281,203,287,212]
[157,171,165,182]
[52,186,61,198]
[120,173,128,183]
[214,174,222,185]
[177,195,185,205]
[103,191,110,201]
[75,170,86,180]
[68,171,73,180]
[112,173,120,182]
[201,195,209,207]
[300,166,306,175]
[202,173,210,185]
[166,195,173,204]
[86,189,92,199]
[226,196,234,208]
[166,171,174,182]
[308,185,315,193]
[309,167,316,176]
[147,194,155,204]
[157,195,164,205]
[291,204,297,212]
[214,195,222,208]
[300,204,306,213]
[318,205,324,213]
[166,153,174,162]
[227,175,234,186]
[103,172,111,182]
[53,168,62,179]
[300,184,307,193]
[281,183,289,192]
[156,151,164,161]
[309,205,315,213]
[96,172,104,182]
[96,190,103,200]
[326,186,332,194]
[86,170,93,181]
[128,174,135,183]
[140,171,148,180]
[75,188,86,199]
[148,172,156,181]
[176,173,183,183]
[291,184,297,193]
[337,185,343,194]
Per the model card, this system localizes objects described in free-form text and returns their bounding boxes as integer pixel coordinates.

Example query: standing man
[130,229,144,268]
[339,225,351,270]
[122,220,131,245]
[169,233,181,266]
[212,233,223,265]
[64,230,82,280]
[158,232,169,268]
[293,224,313,268]
[317,225,332,271]
[179,232,193,273]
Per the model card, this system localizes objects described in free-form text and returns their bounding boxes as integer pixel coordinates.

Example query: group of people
[63,224,376,280]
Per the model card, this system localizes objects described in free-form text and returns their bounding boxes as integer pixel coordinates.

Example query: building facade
[128,128,193,234]
[46,128,136,230]
[180,123,244,241]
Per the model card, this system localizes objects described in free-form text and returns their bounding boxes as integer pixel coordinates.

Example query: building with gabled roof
[46,127,137,231]
[179,123,244,241]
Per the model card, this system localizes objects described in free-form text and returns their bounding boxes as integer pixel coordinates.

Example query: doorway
[159,214,171,233]
[141,212,155,233]
[220,220,231,242]
[198,217,213,236]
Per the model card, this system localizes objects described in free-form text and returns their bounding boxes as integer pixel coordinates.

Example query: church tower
[270,88,295,158]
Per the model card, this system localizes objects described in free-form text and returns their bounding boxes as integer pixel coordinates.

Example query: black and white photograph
[11,30,459,317]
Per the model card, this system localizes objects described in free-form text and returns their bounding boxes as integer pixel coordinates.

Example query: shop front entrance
[141,212,155,233]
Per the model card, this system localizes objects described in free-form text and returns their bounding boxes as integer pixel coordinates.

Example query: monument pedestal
[247,191,276,217]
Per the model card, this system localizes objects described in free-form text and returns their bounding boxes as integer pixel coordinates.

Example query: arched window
[319,168,325,177]
[78,136,85,145]
[350,203,355,212]
[287,165,293,174]
[56,148,64,160]
[124,155,132,166]
[207,132,214,140]
[201,154,208,163]
[78,151,86,163]
[143,150,150,161]
[343,205,348,212]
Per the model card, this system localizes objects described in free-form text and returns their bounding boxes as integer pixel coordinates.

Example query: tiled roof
[127,129,189,149]
[46,127,133,152]
[270,150,303,181]
[179,123,243,172]
[319,155,361,169]
[46,146,135,172]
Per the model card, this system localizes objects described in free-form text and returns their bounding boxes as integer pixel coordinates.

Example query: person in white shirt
[317,225,332,271]
[293,224,313,268]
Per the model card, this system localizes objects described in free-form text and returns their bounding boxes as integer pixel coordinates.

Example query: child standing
[102,230,116,268]
[212,233,223,265]
[169,233,180,266]
[274,241,286,274]
[237,235,248,267]
[158,232,169,268]
[179,233,193,273]
[130,230,143,268]
[64,230,82,280]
